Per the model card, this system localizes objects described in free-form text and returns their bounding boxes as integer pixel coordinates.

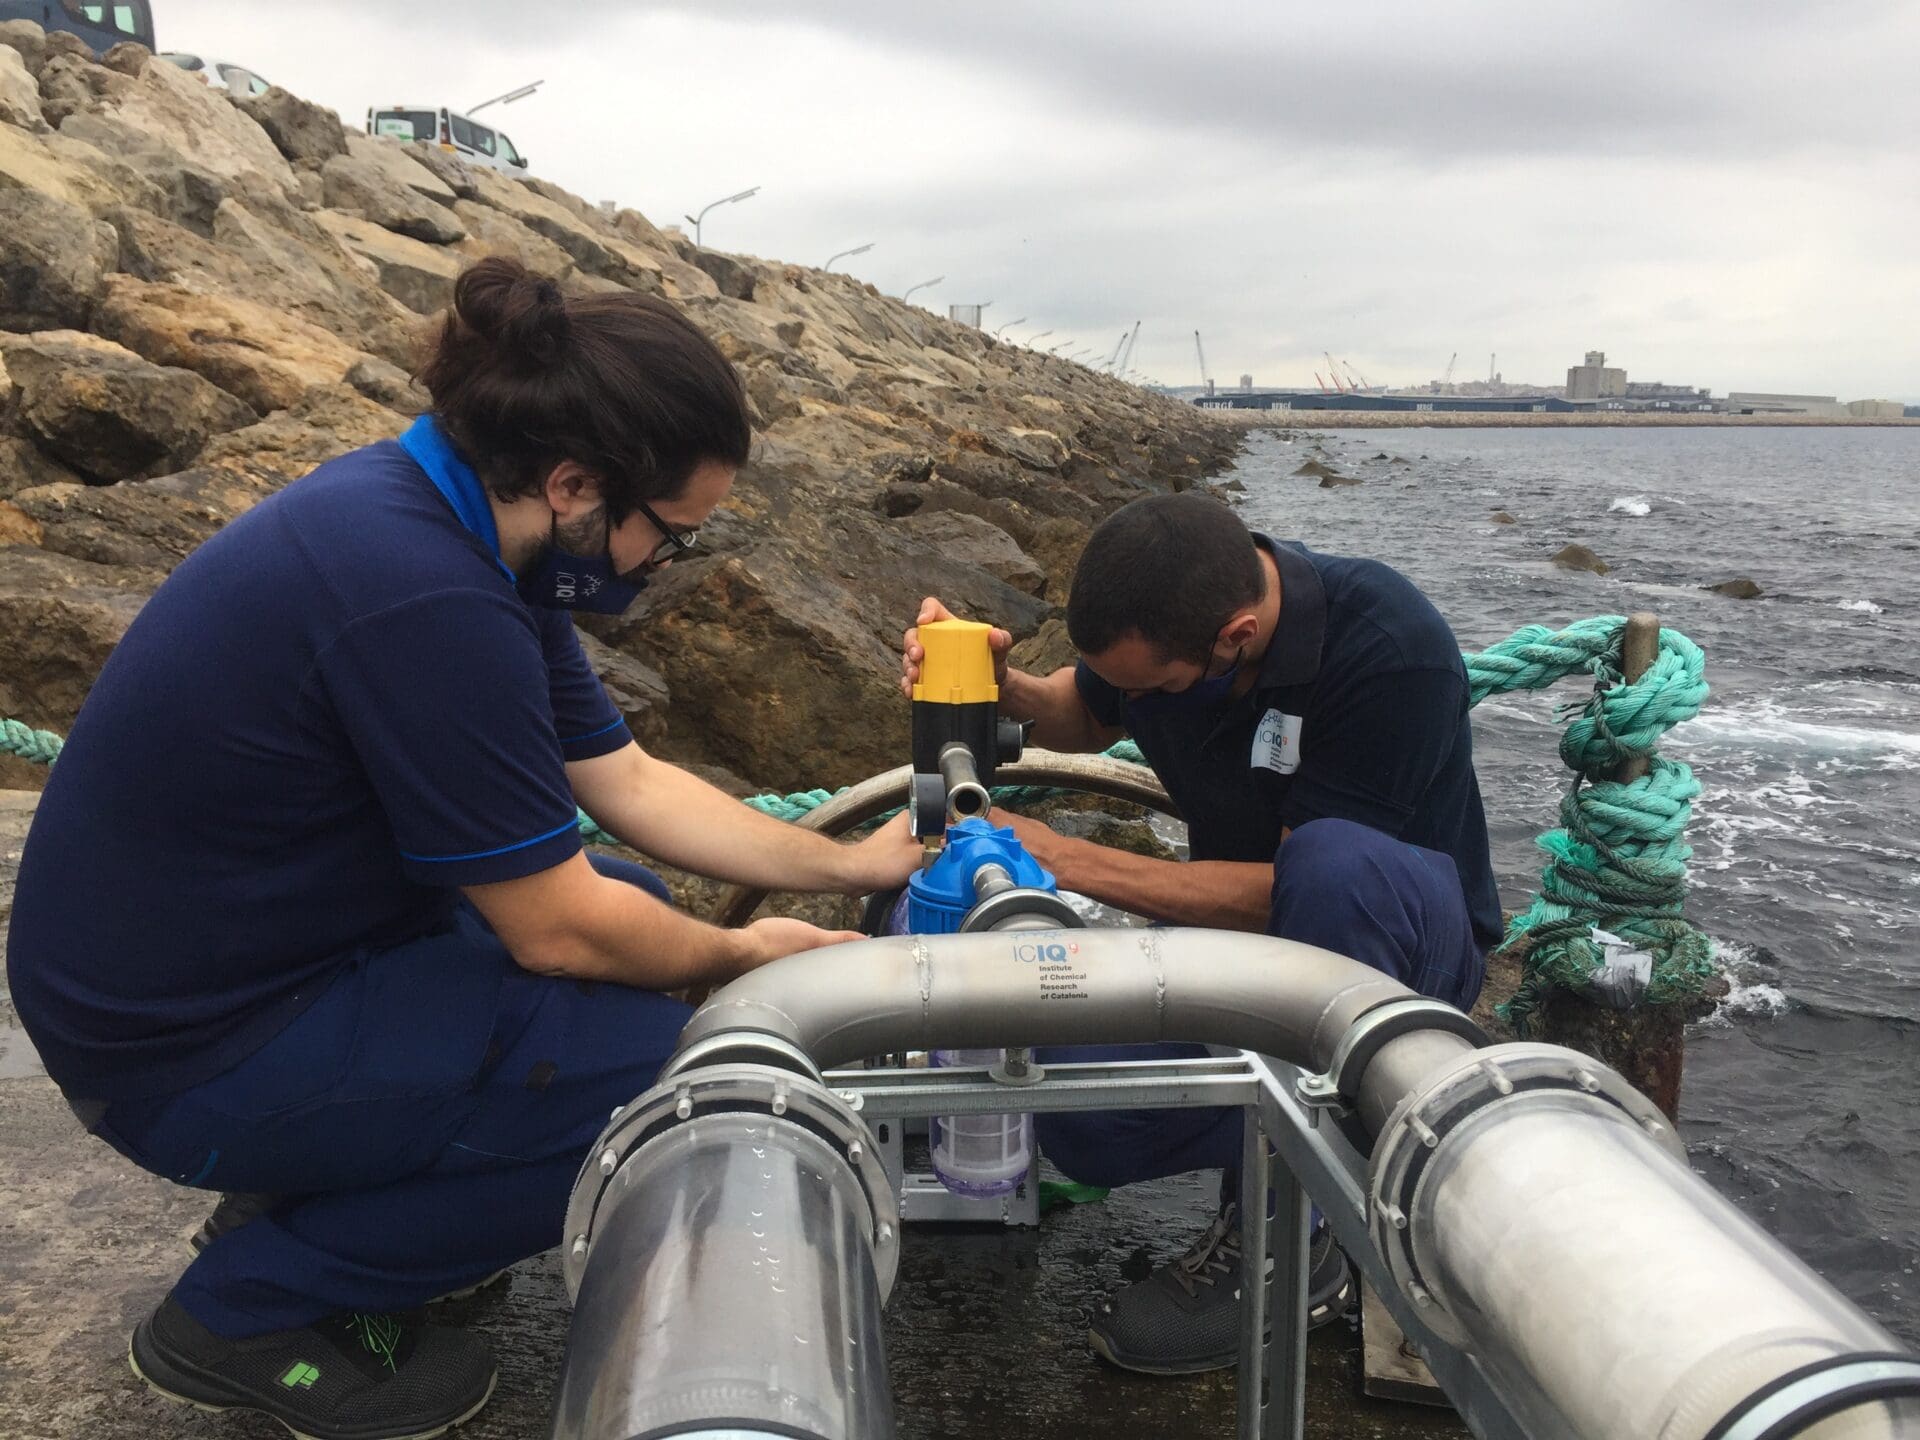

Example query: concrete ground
[1,788,1467,1437]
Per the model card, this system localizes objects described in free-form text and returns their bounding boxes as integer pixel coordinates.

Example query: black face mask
[1126,646,1244,715]
[516,511,649,614]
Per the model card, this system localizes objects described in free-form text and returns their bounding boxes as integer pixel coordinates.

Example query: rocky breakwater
[0,24,1238,794]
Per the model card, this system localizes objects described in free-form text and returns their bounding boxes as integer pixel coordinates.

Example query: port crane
[1322,351,1348,393]
[1194,331,1214,395]
[1443,352,1457,387]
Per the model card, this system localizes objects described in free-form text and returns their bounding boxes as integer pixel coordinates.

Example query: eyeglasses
[632,498,698,566]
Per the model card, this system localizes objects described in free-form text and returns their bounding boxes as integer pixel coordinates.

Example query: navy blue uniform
[1037,537,1495,1191]
[6,418,690,1335]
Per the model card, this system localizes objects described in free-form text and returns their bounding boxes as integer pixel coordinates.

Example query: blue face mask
[517,513,650,615]
[1126,647,1244,716]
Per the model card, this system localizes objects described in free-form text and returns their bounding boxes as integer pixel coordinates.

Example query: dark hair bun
[453,256,572,368]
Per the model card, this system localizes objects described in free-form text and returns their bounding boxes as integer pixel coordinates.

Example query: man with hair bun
[8,258,924,1439]
[900,490,1498,1376]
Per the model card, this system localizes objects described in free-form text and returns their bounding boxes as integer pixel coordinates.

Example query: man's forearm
[1037,833,1273,932]
[1001,665,1110,753]
[561,882,754,988]
[588,751,855,892]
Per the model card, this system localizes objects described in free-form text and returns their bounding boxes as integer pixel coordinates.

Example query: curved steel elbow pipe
[671,926,1447,1133]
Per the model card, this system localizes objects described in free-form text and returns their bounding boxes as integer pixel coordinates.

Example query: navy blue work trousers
[1033,818,1485,1193]
[89,855,691,1339]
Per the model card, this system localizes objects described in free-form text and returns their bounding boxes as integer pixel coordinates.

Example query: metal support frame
[826,1052,1535,1440]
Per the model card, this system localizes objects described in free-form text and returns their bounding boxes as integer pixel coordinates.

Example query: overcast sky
[161,1,1919,400]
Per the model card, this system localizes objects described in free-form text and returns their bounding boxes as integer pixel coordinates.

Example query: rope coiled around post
[1463,616,1713,1028]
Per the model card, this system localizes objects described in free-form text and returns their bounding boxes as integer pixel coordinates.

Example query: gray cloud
[161,0,1920,398]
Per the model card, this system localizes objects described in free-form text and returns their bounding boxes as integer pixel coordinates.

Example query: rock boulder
[0,42,41,128]
[1705,577,1763,599]
[320,153,464,244]
[1551,543,1611,575]
[233,86,348,169]
[83,53,293,188]
[0,330,256,483]
[0,436,82,499]
[91,275,373,413]
[692,251,756,301]
[402,141,483,200]
[896,510,1048,595]
[0,547,153,732]
[0,188,117,331]
[314,209,462,313]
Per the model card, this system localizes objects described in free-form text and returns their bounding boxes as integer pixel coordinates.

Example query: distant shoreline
[1206,409,1920,429]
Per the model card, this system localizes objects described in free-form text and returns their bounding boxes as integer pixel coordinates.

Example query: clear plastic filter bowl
[929,1049,1032,1198]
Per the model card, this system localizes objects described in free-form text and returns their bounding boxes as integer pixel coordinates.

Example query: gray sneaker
[1088,1201,1354,1375]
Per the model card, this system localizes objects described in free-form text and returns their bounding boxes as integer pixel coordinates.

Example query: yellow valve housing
[912,619,999,706]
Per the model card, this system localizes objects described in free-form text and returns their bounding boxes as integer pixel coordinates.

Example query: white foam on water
[1674,701,1920,768]
[1837,599,1885,614]
[1609,495,1652,516]
[1699,937,1790,1026]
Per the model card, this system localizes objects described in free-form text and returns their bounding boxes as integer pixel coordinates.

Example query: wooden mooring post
[1529,611,1695,1122]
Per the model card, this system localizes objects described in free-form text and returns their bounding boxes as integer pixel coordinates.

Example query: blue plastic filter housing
[900,818,1057,1199]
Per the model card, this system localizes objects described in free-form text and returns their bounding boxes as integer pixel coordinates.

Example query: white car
[366,105,529,174]
[159,52,272,97]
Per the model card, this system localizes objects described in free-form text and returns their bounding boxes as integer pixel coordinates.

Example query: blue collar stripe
[399,415,514,581]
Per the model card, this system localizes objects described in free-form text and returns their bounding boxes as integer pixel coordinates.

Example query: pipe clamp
[564,1062,899,1305]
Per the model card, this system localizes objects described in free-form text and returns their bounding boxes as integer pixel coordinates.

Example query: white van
[365,105,529,174]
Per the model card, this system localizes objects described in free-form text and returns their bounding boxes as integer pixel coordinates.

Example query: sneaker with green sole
[130,1293,496,1440]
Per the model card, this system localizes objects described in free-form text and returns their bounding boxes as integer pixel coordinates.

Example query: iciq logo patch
[1012,940,1078,963]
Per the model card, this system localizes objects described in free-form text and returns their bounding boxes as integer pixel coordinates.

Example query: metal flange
[959,888,1082,933]
[1366,1042,1684,1346]
[562,1062,900,1305]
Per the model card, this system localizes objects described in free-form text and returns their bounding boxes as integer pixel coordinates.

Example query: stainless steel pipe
[1394,1071,1916,1440]
[671,930,1918,1439]
[671,926,1438,1132]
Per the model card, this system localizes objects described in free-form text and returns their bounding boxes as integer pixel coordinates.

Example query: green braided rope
[0,718,65,766]
[1463,616,1713,1027]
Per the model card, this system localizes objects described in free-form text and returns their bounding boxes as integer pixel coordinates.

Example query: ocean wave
[1609,495,1652,516]
[1837,599,1885,614]
[1673,702,1920,766]
[1697,937,1790,1025]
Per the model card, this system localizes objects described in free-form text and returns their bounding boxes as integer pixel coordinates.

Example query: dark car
[0,0,155,53]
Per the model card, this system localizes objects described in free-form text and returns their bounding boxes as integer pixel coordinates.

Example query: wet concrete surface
[0,1075,1466,1439]
[1,786,1467,1437]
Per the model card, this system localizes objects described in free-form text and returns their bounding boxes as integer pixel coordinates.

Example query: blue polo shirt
[6,417,632,1101]
[1075,536,1501,951]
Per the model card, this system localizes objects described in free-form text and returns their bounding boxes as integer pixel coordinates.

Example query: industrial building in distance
[1185,349,1911,417]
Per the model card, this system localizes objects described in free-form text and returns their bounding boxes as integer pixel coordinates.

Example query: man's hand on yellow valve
[900,596,1013,698]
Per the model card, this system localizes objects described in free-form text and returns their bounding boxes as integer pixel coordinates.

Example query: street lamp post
[991,317,1027,338]
[824,243,875,272]
[1025,330,1053,348]
[901,276,944,304]
[683,187,760,248]
[469,79,544,115]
